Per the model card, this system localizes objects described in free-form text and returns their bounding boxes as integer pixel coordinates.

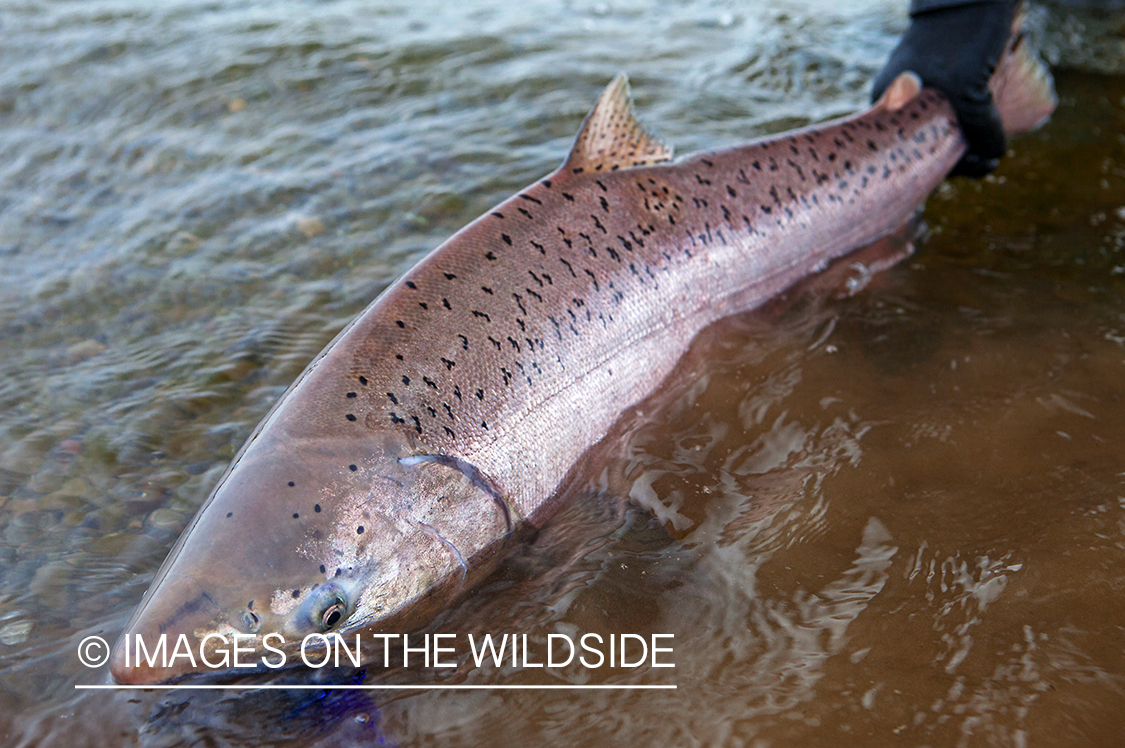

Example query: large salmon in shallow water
[110,28,1054,683]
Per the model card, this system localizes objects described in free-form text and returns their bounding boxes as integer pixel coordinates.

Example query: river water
[1,1,1123,746]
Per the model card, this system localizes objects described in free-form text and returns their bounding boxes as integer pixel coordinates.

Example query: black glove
[871,1,1015,178]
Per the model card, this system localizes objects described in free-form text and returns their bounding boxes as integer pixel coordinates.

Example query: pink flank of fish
[111,28,1054,684]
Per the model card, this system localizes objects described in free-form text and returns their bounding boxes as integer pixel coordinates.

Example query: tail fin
[990,15,1057,135]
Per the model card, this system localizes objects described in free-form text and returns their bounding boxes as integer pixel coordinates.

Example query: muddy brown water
[1,1,1123,746]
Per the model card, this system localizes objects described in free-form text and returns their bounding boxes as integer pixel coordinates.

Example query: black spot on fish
[293,513,299,519]
[501,234,512,245]
[491,212,504,219]
[357,526,364,534]
[481,286,493,295]
[419,302,428,310]
[443,298,452,309]
[562,192,574,202]
[387,392,399,405]
[346,414,357,422]
[445,272,457,280]
[402,375,411,386]
[319,564,326,573]
[315,504,321,513]
[293,589,301,598]
[226,512,233,518]
[349,464,357,472]
[347,392,356,398]
[359,376,368,385]
[520,193,543,204]
[288,481,295,487]
[396,320,405,328]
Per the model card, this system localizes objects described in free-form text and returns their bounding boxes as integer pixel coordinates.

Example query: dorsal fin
[563,74,673,173]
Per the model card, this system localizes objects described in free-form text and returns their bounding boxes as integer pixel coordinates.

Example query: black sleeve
[909,0,1016,14]
[872,1,1016,177]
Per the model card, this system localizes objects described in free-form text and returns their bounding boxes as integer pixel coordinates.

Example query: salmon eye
[302,582,350,632]
[323,603,344,630]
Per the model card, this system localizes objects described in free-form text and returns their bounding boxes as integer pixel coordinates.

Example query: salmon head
[109,326,513,684]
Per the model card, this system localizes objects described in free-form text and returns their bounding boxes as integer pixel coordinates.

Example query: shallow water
[1,1,1124,746]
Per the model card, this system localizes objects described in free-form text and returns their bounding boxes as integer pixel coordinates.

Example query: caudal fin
[990,15,1057,135]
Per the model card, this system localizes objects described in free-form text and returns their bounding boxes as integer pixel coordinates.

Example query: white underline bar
[75,684,676,691]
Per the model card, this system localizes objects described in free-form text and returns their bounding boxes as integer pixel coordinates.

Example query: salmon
[110,26,1054,684]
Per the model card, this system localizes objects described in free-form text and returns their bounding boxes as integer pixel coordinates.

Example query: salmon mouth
[110,573,225,685]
